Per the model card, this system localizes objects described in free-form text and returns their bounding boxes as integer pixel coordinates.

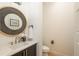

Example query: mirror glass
[4,13,22,30]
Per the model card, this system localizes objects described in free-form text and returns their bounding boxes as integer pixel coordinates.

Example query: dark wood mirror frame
[0,7,27,35]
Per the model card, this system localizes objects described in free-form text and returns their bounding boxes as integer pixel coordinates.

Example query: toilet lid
[43,46,50,52]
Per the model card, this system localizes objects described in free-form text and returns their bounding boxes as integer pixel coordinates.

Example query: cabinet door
[27,44,37,56]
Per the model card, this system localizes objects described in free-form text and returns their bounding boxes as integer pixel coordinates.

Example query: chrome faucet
[15,36,20,44]
[15,36,26,44]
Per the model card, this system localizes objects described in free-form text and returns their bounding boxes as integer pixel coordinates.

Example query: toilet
[42,45,50,56]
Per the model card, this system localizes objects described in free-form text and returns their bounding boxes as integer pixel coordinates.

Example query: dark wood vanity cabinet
[12,44,37,56]
[27,44,36,56]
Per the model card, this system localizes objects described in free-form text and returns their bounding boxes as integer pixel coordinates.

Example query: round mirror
[0,7,27,35]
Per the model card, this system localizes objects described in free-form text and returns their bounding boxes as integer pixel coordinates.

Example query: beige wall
[43,2,75,55]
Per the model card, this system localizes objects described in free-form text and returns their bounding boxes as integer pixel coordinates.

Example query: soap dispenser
[28,25,33,41]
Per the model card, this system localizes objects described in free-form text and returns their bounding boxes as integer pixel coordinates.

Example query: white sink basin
[10,42,28,50]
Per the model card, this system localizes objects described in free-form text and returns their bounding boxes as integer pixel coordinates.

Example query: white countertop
[0,40,38,56]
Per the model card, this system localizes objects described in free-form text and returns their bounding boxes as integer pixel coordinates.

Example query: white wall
[43,2,75,55]
[74,3,79,56]
[22,2,43,56]
[0,2,43,56]
[0,2,29,48]
[28,3,43,56]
